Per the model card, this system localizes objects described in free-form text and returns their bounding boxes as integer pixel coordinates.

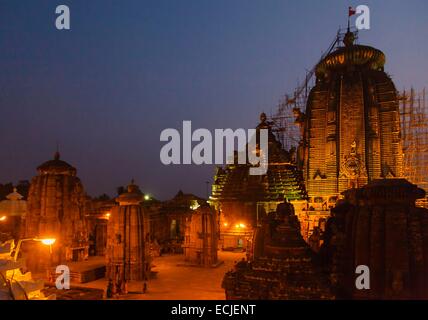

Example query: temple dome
[316,32,385,78]
[37,151,76,175]
[116,180,143,205]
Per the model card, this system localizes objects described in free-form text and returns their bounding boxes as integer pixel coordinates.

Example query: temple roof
[171,190,205,203]
[37,151,77,175]
[342,178,426,204]
[160,190,205,212]
[116,180,143,205]
[211,164,306,202]
[211,114,307,202]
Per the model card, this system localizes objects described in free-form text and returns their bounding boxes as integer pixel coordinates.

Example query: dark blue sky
[1,0,427,200]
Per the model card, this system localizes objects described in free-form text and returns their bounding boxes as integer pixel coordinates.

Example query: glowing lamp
[144,195,150,201]
[239,223,246,228]
[40,238,56,246]
[223,222,228,227]
[0,216,6,222]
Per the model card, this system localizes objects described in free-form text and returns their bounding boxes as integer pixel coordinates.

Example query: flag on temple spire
[347,7,356,30]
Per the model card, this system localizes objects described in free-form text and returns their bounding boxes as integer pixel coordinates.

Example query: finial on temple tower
[54,141,60,160]
[344,7,356,47]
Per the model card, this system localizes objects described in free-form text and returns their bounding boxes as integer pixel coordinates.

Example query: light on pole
[13,238,56,261]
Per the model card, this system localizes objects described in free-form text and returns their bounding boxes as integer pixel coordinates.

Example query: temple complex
[1,16,426,301]
[183,204,219,267]
[220,28,420,301]
[106,181,151,293]
[22,152,88,270]
[210,113,307,248]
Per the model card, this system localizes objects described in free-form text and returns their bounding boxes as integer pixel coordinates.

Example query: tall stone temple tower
[24,152,88,270]
[106,181,151,293]
[301,30,403,204]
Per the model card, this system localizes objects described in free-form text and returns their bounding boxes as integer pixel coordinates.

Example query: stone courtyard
[65,251,245,300]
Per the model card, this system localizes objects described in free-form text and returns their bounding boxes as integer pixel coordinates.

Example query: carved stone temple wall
[183,205,219,267]
[320,179,428,299]
[302,30,403,209]
[23,152,88,271]
[106,182,151,293]
[222,201,333,300]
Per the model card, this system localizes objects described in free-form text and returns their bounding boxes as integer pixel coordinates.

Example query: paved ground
[75,251,245,300]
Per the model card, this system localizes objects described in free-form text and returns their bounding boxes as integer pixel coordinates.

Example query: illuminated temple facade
[302,31,403,206]
[211,31,405,245]
[210,114,307,248]
[23,152,88,270]
[290,31,404,241]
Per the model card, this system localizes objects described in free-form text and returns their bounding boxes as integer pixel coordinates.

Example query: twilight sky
[1,0,427,200]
